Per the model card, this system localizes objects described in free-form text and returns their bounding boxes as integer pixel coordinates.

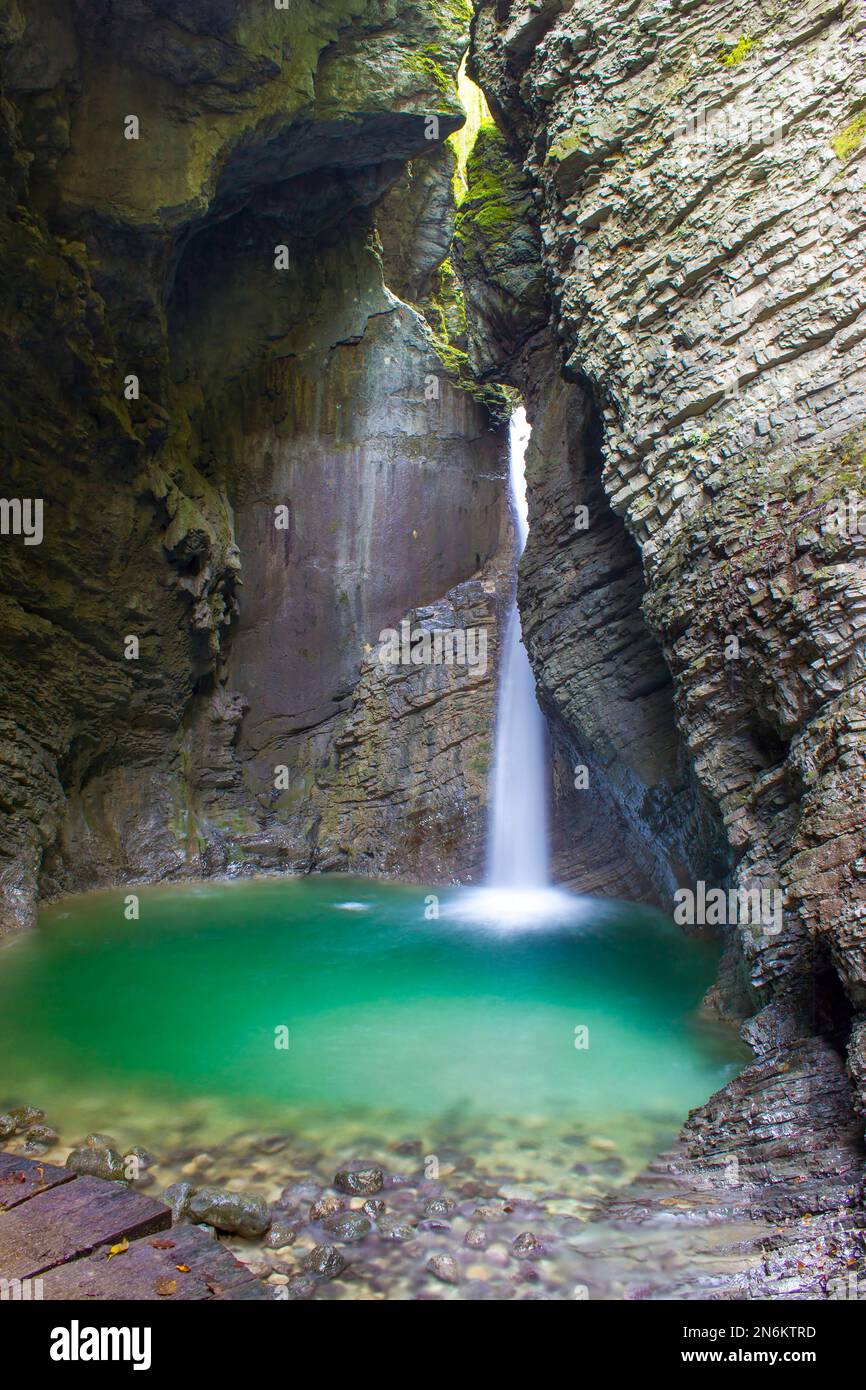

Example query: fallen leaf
[107,1239,129,1261]
[0,1172,26,1186]
[176,1264,191,1273]
[155,1277,177,1297]
[150,1239,175,1249]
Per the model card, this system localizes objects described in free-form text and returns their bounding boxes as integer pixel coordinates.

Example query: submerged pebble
[266,1217,298,1249]
[321,1211,371,1243]
[286,1274,318,1300]
[377,1216,416,1242]
[27,1124,59,1146]
[423,1196,456,1217]
[511,1232,544,1261]
[84,1132,117,1149]
[310,1194,346,1222]
[304,1244,346,1280]
[334,1165,384,1196]
[427,1254,461,1285]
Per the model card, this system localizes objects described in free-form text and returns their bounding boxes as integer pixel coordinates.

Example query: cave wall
[0,0,509,930]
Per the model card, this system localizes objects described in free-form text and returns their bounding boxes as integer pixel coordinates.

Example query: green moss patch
[720,34,757,67]
[831,111,866,162]
[455,122,524,243]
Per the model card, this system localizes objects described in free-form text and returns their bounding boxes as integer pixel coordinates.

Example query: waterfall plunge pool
[0,876,747,1297]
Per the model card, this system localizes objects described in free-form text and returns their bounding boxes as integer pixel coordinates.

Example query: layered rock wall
[470,0,866,1012]
[465,0,866,1293]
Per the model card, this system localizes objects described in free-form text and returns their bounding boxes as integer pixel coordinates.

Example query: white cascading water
[487,407,550,889]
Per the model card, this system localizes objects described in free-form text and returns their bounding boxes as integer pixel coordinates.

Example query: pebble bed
[0,1096,685,1300]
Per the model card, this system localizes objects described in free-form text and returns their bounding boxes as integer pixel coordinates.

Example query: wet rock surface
[65,1146,127,1181]
[5,1086,862,1301]
[334,1166,385,1198]
[186,1186,271,1238]
[462,0,866,1293]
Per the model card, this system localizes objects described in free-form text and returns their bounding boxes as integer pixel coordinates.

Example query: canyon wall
[464,0,866,1293]
[0,0,513,931]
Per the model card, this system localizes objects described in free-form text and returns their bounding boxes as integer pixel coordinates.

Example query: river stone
[423,1196,456,1217]
[0,1114,18,1139]
[266,1217,298,1249]
[277,1181,320,1210]
[511,1232,544,1261]
[333,1165,384,1196]
[465,1226,489,1251]
[187,1186,271,1237]
[27,1124,59,1146]
[286,1274,318,1300]
[304,1244,346,1280]
[84,1132,118,1149]
[162,1181,194,1222]
[362,1198,386,1219]
[392,1138,423,1157]
[382,1173,412,1190]
[321,1211,371,1243]
[473,1205,505,1221]
[427,1253,461,1285]
[65,1146,127,1181]
[418,1218,451,1233]
[310,1194,346,1222]
[10,1106,44,1131]
[124,1145,158,1170]
[377,1216,416,1242]
[253,1134,288,1155]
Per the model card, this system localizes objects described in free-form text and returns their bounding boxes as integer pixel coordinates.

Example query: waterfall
[487,407,550,889]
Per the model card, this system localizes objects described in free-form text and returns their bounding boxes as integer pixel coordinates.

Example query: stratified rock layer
[467,0,866,1294]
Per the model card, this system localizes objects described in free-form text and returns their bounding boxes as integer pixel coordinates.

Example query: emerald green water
[0,876,743,1177]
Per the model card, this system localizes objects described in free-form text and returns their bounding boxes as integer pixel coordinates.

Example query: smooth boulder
[187,1186,271,1237]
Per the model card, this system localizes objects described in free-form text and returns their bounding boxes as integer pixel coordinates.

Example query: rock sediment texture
[468,0,866,1293]
[0,0,510,928]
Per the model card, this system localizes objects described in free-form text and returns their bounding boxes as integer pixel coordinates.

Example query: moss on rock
[831,111,866,162]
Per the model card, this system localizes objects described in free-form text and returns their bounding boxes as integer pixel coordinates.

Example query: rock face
[0,0,510,930]
[466,0,866,1293]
